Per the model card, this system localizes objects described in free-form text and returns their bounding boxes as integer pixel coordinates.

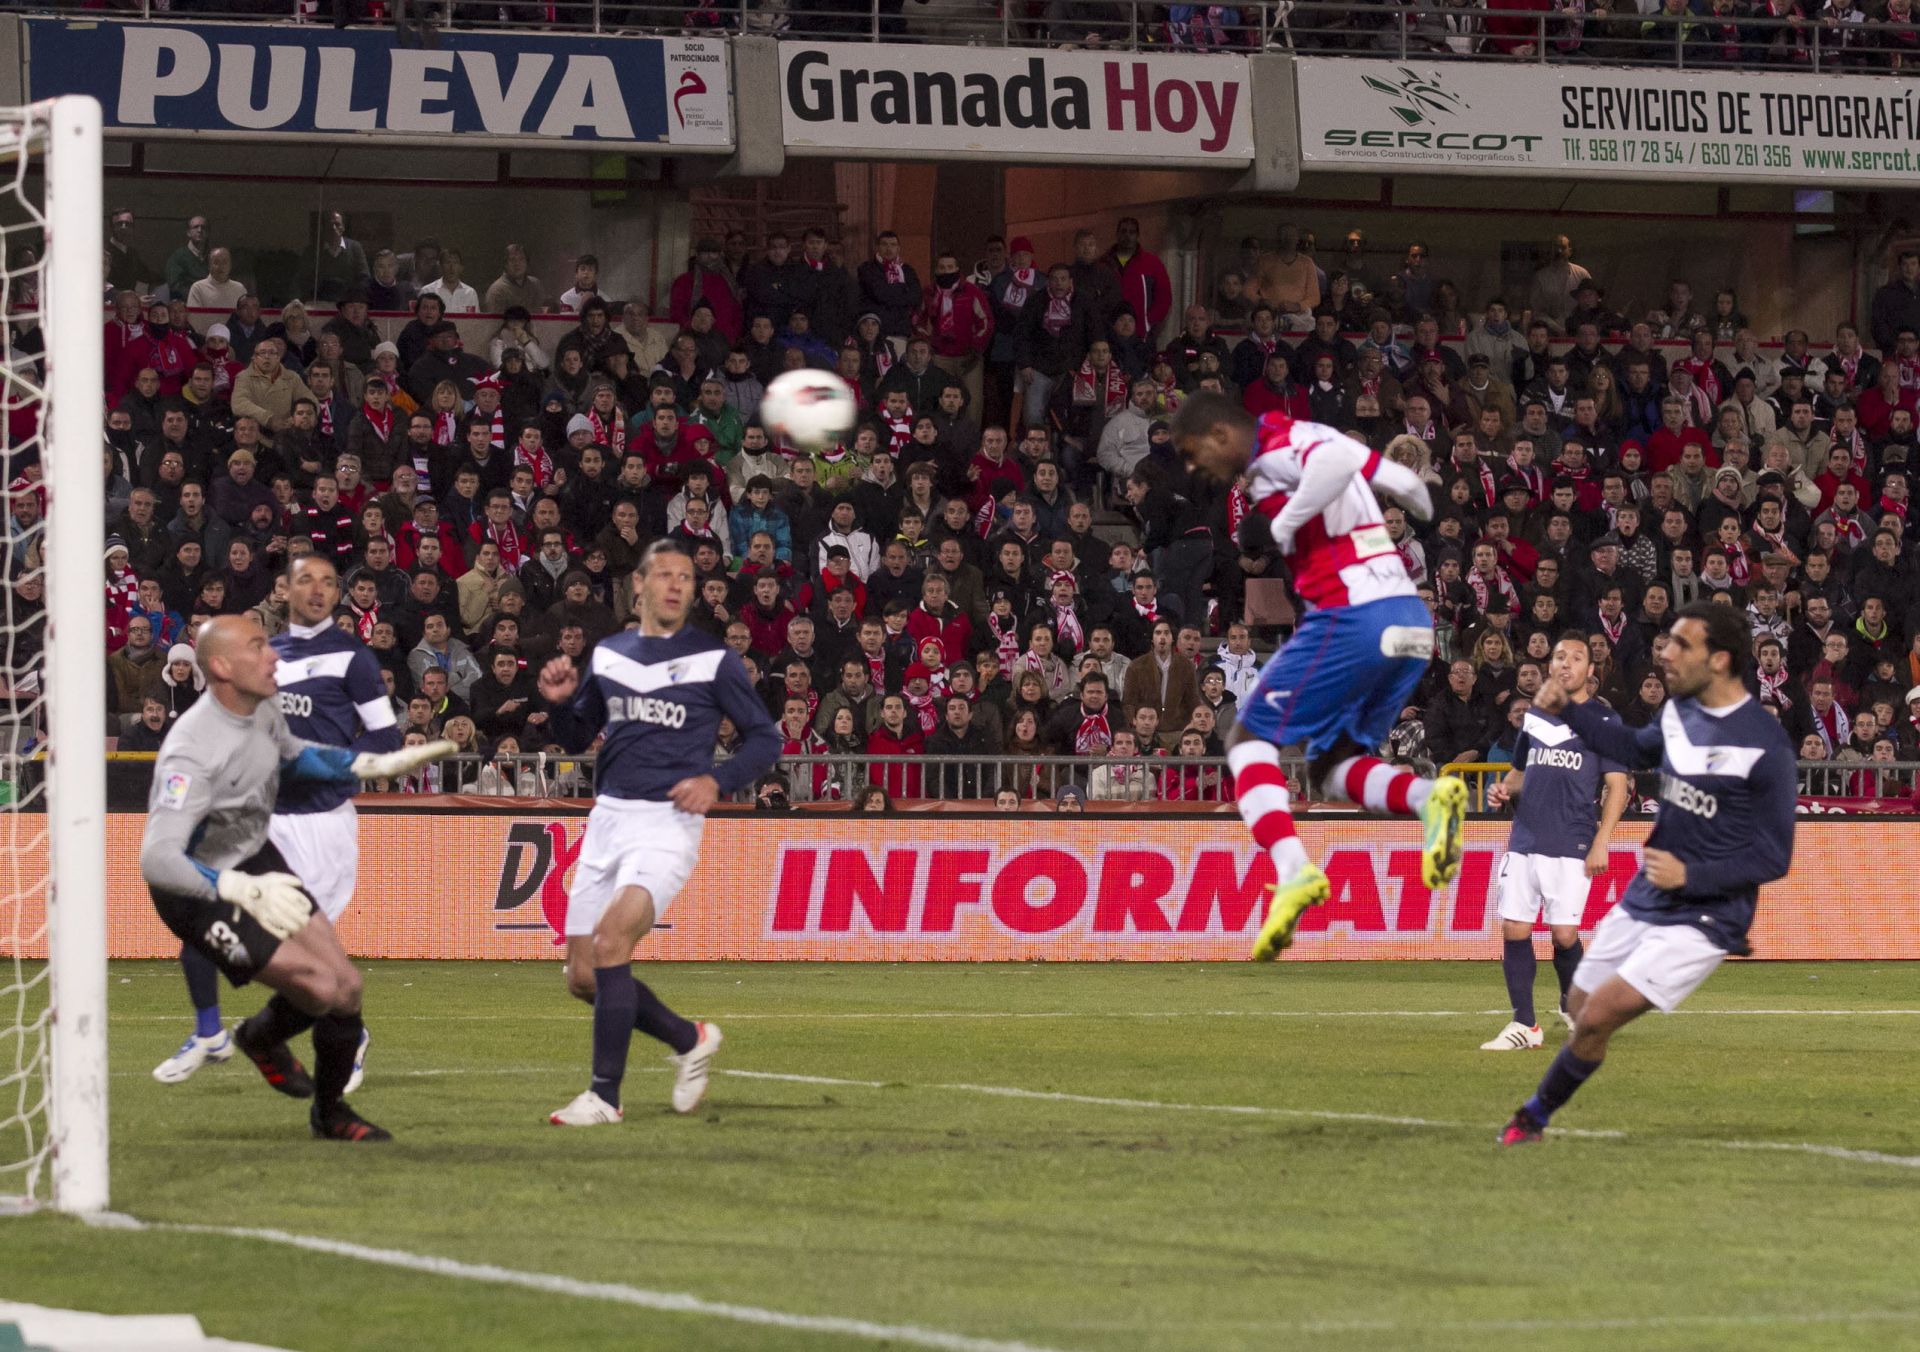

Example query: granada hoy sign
[782,42,1253,162]
[1299,57,1920,184]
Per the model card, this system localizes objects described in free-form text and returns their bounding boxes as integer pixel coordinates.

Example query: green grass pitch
[2,960,1916,1352]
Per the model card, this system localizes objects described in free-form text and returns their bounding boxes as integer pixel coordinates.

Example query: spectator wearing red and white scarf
[915,250,993,415]
[468,489,530,572]
[856,230,920,340]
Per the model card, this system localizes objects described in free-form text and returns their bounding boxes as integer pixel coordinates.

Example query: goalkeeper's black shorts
[150,841,309,987]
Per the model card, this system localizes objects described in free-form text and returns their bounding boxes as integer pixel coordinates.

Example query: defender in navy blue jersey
[1480,634,1630,1052]
[539,539,782,1126]
[152,553,402,1090]
[1501,603,1797,1146]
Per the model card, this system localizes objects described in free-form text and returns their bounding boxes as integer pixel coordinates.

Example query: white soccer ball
[760,369,857,453]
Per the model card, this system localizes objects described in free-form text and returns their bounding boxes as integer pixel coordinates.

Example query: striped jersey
[1244,412,1415,611]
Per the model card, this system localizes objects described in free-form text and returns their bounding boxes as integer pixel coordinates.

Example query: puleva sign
[781,42,1253,161]
[22,19,732,148]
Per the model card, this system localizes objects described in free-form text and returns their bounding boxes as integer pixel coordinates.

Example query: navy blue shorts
[1236,595,1433,758]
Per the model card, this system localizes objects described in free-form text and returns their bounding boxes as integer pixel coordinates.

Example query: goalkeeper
[138,616,454,1143]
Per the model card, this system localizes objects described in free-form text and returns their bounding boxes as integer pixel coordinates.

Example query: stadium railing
[26,0,1887,72]
[40,752,1920,808]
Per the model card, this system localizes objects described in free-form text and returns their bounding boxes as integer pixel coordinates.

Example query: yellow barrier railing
[1439,762,1507,812]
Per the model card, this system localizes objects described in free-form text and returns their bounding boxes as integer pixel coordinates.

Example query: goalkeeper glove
[351,738,458,781]
[215,870,314,940]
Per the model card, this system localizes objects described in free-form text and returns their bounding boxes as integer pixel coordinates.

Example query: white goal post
[0,95,105,1215]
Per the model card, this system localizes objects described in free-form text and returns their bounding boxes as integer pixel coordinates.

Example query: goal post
[0,94,104,1216]
[44,94,107,1215]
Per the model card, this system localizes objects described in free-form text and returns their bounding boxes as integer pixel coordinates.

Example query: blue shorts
[1237,595,1432,758]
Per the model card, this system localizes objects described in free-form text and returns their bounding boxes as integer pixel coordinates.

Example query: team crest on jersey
[667,661,690,684]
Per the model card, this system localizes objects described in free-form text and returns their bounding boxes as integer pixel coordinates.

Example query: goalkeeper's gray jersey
[138,693,310,903]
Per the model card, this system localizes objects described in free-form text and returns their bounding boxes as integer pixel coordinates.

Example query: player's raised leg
[151,944,234,1083]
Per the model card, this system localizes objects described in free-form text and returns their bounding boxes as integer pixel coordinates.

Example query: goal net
[0,97,104,1215]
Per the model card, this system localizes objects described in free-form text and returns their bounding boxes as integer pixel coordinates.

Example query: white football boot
[549,1089,624,1126]
[1479,1021,1544,1051]
[343,1027,372,1096]
[152,1029,235,1084]
[670,1022,723,1114]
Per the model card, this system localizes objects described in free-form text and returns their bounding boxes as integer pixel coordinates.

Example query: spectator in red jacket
[866,693,924,798]
[1101,217,1172,342]
[668,236,744,340]
[103,290,145,395]
[905,571,972,662]
[915,250,994,416]
[1242,352,1310,420]
[1645,395,1718,472]
[115,297,198,399]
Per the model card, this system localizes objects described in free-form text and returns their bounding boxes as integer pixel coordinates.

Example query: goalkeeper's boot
[549,1089,624,1127]
[1250,863,1330,962]
[1421,775,1470,889]
[1479,1021,1544,1051]
[343,1027,372,1096]
[234,1020,315,1099]
[670,1022,723,1114]
[1498,1104,1547,1147]
[311,1101,392,1143]
[152,1029,234,1084]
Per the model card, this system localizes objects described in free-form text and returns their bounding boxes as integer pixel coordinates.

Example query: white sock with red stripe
[1326,755,1432,816]
[1227,741,1310,878]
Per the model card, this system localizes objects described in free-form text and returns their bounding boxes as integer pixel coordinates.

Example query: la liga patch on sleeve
[159,772,192,810]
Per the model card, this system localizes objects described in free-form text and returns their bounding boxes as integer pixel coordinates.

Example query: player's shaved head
[194,616,281,707]
[194,615,254,676]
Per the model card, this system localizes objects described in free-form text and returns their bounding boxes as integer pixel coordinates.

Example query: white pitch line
[84,1215,1071,1352]
[107,1006,1920,1023]
[1294,1309,1920,1336]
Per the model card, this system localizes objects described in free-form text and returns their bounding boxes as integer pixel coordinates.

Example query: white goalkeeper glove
[351,739,458,781]
[216,870,314,940]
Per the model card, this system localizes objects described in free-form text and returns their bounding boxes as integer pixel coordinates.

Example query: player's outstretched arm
[709,650,786,796]
[350,739,458,782]
[1558,695,1665,770]
[536,655,601,754]
[1367,457,1434,522]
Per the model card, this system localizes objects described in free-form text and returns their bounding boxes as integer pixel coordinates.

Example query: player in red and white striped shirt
[1174,392,1470,960]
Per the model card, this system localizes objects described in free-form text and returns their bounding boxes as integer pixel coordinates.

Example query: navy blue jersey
[1507,706,1625,860]
[1563,695,1797,953]
[270,620,402,814]
[547,626,781,802]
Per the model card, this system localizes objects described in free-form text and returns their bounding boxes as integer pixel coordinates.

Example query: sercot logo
[1361,66,1468,127]
[1321,65,1544,155]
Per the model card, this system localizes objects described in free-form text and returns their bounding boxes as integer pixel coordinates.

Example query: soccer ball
[760,369,857,453]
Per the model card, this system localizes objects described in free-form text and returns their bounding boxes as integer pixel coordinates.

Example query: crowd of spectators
[10,207,1920,806]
